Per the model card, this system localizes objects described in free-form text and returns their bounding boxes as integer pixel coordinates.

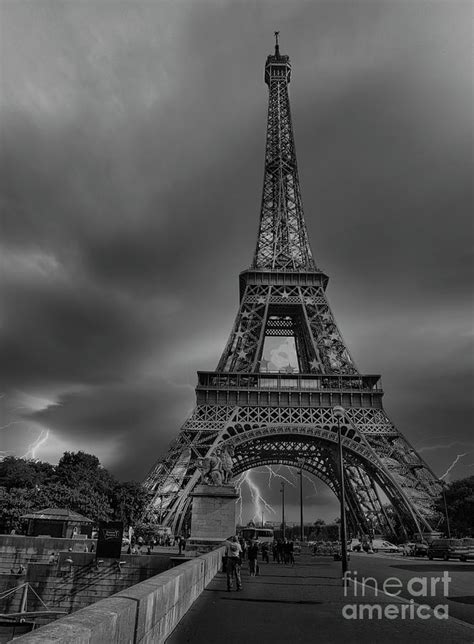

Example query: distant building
[20,508,93,538]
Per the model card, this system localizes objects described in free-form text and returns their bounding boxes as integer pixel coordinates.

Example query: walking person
[247,540,259,576]
[288,540,295,566]
[272,541,278,562]
[225,535,242,591]
[276,539,284,564]
[261,541,269,564]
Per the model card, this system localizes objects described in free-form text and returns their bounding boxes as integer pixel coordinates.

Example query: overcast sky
[1,1,472,524]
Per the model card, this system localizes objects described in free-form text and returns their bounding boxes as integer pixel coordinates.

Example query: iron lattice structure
[143,39,443,537]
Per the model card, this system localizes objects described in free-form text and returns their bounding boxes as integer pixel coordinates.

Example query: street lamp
[280,482,286,539]
[333,405,348,582]
[297,458,305,542]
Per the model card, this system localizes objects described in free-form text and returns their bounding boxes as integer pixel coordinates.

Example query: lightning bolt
[235,472,246,524]
[265,464,320,497]
[439,453,469,480]
[0,421,23,431]
[264,465,296,489]
[21,429,50,460]
[235,471,276,524]
[302,472,319,497]
[418,441,473,453]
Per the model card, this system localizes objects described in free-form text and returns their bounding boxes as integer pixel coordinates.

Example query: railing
[197,372,381,391]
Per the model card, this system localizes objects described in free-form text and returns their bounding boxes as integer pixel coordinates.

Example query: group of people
[126,533,178,555]
[224,536,297,591]
[272,539,295,565]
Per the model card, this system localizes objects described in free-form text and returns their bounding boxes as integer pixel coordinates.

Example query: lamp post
[333,405,348,581]
[297,458,305,542]
[281,482,286,539]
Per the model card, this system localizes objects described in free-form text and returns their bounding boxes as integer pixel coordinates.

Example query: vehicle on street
[427,538,464,560]
[371,540,401,553]
[401,542,429,557]
[240,527,274,545]
[453,537,474,562]
[348,539,362,552]
[413,542,429,557]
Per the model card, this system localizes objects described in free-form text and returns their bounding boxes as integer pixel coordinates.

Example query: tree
[0,456,54,491]
[435,476,474,537]
[0,452,148,531]
[113,481,150,527]
[55,451,116,496]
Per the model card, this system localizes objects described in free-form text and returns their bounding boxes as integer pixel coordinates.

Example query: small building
[21,507,94,538]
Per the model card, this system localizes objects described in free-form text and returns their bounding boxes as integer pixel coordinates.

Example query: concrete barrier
[14,546,225,644]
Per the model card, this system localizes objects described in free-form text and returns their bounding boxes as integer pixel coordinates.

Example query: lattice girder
[143,40,442,539]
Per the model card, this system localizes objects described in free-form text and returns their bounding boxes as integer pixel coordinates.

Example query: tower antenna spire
[274,30,280,55]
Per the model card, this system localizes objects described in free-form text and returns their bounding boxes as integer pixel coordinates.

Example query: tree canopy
[435,475,474,537]
[0,452,150,533]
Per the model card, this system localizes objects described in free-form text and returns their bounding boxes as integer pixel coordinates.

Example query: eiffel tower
[144,36,443,538]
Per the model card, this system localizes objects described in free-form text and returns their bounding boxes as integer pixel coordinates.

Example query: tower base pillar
[187,484,238,554]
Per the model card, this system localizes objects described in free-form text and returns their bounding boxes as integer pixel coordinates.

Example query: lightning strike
[0,420,23,431]
[418,441,473,453]
[439,453,469,480]
[302,472,319,496]
[235,472,246,524]
[235,470,276,524]
[264,465,296,489]
[22,429,50,460]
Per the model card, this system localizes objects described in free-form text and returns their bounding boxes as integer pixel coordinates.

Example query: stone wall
[14,546,225,643]
[0,551,172,617]
[0,534,96,574]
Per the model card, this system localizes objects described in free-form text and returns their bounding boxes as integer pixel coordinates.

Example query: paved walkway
[166,554,474,644]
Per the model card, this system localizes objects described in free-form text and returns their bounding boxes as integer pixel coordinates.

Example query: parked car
[402,542,429,557]
[348,539,362,552]
[412,542,429,557]
[401,542,416,556]
[453,538,474,562]
[371,540,401,553]
[427,538,464,560]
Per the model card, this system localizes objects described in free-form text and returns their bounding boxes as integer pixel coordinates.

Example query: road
[347,551,474,626]
[166,551,474,644]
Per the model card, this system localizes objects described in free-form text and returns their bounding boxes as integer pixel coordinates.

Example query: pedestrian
[261,542,269,563]
[288,540,295,566]
[224,535,242,591]
[277,540,284,564]
[48,552,55,564]
[272,541,278,562]
[238,536,247,560]
[90,542,95,553]
[247,540,259,576]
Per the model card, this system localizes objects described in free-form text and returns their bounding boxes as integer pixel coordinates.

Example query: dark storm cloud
[1,0,472,496]
[25,379,194,479]
[0,267,164,389]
